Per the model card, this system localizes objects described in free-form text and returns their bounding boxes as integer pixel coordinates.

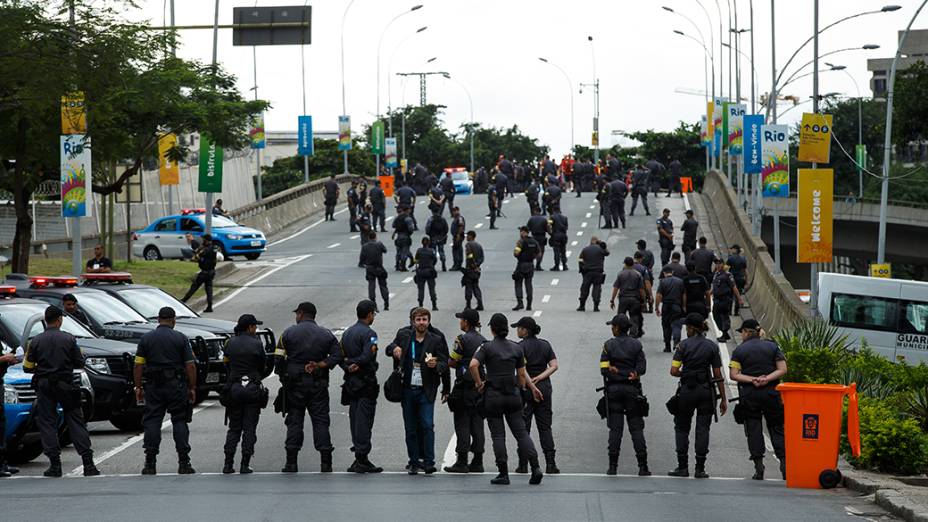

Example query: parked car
[445,167,473,195]
[132,208,267,261]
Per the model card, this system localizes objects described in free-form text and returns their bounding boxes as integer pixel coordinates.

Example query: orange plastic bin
[776,382,860,489]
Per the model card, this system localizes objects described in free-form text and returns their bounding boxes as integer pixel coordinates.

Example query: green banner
[721,102,731,151]
[371,120,384,155]
[198,137,224,193]
[855,144,867,170]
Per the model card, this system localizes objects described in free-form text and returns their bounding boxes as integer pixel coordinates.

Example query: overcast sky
[129,0,923,157]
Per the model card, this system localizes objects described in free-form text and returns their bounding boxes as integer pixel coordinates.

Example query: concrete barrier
[701,169,808,333]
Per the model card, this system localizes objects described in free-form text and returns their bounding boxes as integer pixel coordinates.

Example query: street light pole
[826,63,864,199]
[443,73,475,173]
[587,36,600,165]
[770,0,780,272]
[538,57,575,153]
[811,0,819,317]
[205,0,219,234]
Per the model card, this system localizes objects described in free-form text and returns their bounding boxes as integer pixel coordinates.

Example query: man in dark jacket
[512,227,540,311]
[360,231,389,312]
[577,236,609,312]
[425,209,450,272]
[323,175,339,221]
[222,314,267,474]
[413,237,439,311]
[181,234,217,313]
[369,180,387,232]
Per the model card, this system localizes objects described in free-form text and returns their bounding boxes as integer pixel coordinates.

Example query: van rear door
[897,283,928,364]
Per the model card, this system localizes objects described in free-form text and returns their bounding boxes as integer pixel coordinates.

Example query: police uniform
[656,215,674,266]
[614,268,645,335]
[324,178,339,221]
[600,328,649,474]
[683,271,710,320]
[275,316,342,472]
[181,241,217,311]
[392,212,415,271]
[730,336,786,477]
[414,246,439,310]
[578,242,609,311]
[668,160,683,196]
[711,270,737,339]
[369,185,387,231]
[425,213,450,271]
[657,275,686,352]
[463,239,485,310]
[662,260,689,280]
[637,247,655,273]
[526,214,549,270]
[548,212,569,271]
[727,253,748,312]
[360,240,390,311]
[340,319,381,472]
[347,184,360,232]
[24,326,96,476]
[690,247,716,283]
[450,213,466,271]
[135,324,196,473]
[525,181,541,214]
[513,236,540,310]
[495,171,510,203]
[609,180,628,229]
[440,174,456,214]
[487,185,499,229]
[681,217,699,260]
[446,325,487,471]
[597,183,611,228]
[630,168,651,216]
[670,333,722,476]
[518,334,558,473]
[428,185,445,215]
[222,327,266,473]
[544,184,562,215]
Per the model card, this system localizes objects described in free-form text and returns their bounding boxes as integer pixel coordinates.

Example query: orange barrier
[776,382,860,489]
[681,176,694,193]
[379,175,395,198]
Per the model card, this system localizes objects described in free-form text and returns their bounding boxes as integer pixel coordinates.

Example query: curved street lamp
[538,57,575,153]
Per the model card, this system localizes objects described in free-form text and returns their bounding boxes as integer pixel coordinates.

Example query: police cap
[684,312,707,329]
[455,309,480,326]
[606,314,632,329]
[293,302,317,315]
[737,319,761,332]
[236,314,263,329]
[510,316,540,334]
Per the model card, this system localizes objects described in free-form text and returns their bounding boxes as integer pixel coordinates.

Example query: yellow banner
[870,263,892,279]
[797,168,833,263]
[798,112,833,163]
[706,101,715,137]
[61,92,87,135]
[158,133,180,186]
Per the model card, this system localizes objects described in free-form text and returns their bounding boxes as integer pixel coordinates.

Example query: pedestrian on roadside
[513,316,560,475]
[85,243,113,273]
[656,209,674,266]
[221,314,266,475]
[711,258,743,343]
[444,309,487,473]
[681,210,698,261]
[324,175,340,221]
[727,245,748,314]
[347,181,360,232]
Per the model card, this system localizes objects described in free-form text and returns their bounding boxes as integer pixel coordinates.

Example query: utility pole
[810,0,819,316]
[395,71,448,106]
[68,0,82,276]
[770,0,781,273]
[205,0,219,234]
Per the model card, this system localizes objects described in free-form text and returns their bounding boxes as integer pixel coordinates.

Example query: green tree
[257,138,375,197]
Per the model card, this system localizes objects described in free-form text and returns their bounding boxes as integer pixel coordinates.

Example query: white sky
[128,0,924,157]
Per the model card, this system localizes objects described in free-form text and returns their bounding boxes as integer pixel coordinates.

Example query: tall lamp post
[442,73,475,173]
[538,57,575,153]
[583,36,600,164]
[672,30,714,174]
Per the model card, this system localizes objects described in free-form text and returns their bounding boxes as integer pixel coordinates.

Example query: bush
[772,319,851,383]
[844,398,928,475]
[839,344,902,400]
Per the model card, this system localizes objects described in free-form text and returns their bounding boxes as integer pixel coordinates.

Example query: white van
[817,273,928,364]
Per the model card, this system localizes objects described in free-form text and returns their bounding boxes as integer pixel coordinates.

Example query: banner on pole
[198,136,224,193]
[158,133,180,186]
[250,114,266,149]
[338,115,352,151]
[798,112,833,163]
[713,98,724,153]
[728,104,746,154]
[760,124,790,197]
[60,135,91,218]
[721,101,731,152]
[700,115,709,147]
[744,115,764,174]
[371,120,384,155]
[797,168,833,263]
[61,92,87,135]
[298,115,314,156]
[385,137,398,167]
[855,144,867,171]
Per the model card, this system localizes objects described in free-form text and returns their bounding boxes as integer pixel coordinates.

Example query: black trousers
[372,208,386,230]
[600,201,611,228]
[533,236,546,267]
[183,270,215,307]
[618,297,644,335]
[432,242,446,268]
[489,206,497,228]
[464,271,483,307]
[349,206,358,231]
[285,379,333,452]
[580,271,604,306]
[348,396,376,456]
[630,191,649,215]
[659,241,673,266]
[453,406,485,455]
[0,396,6,456]
[713,299,733,335]
[451,239,464,268]
[325,200,336,220]
[34,378,92,459]
[522,381,554,456]
[682,243,696,262]
[142,379,190,457]
[740,386,786,460]
[610,199,626,228]
[661,304,685,349]
[443,193,455,215]
[673,385,713,460]
[367,274,389,309]
[514,271,534,305]
[606,384,647,457]
[487,410,537,466]
[550,238,567,269]
[416,277,437,307]
[395,238,411,270]
[224,403,260,457]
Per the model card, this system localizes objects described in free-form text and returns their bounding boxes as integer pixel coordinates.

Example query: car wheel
[143,245,162,261]
[110,412,143,432]
[8,440,44,464]
[244,253,261,260]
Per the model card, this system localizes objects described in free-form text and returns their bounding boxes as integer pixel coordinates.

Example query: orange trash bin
[379,175,395,198]
[681,176,693,193]
[775,382,860,489]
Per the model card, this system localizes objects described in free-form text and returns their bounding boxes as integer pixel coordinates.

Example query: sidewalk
[844,465,928,522]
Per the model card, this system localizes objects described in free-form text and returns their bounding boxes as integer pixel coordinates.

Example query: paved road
[5,188,895,520]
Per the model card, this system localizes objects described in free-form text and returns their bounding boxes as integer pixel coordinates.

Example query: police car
[132,208,267,261]
[445,167,473,195]
[6,275,230,407]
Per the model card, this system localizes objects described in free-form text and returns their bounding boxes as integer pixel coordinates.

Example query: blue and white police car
[132,209,267,261]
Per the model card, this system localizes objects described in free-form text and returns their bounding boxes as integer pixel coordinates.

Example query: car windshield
[116,288,197,320]
[202,215,239,228]
[0,303,96,344]
[74,292,147,324]
[452,172,468,181]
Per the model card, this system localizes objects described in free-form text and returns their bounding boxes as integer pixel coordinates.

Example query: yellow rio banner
[798,112,833,163]
[158,133,180,186]
[61,92,87,135]
[797,168,833,263]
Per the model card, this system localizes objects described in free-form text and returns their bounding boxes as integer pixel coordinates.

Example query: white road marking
[576,231,584,236]
[551,278,559,286]
[213,254,312,309]
[542,294,551,303]
[327,243,341,249]
[581,222,588,228]
[589,205,595,209]
[385,216,394,222]
[683,193,691,212]
[24,471,763,480]
[389,293,396,299]
[440,434,458,471]
[419,200,426,205]
[566,250,572,258]
[475,223,483,229]
[350,235,360,240]
[585,212,592,218]
[402,276,414,284]
[571,240,578,246]
[533,310,543,317]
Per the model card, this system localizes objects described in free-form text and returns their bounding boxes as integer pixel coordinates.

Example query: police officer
[392,206,415,271]
[496,156,513,199]
[656,208,675,266]
[428,182,445,216]
[347,181,360,232]
[730,319,787,480]
[526,209,549,271]
[469,313,544,486]
[0,339,21,477]
[668,313,728,478]
[440,170,456,214]
[711,258,743,343]
[413,237,439,311]
[609,177,628,229]
[450,206,466,271]
[360,231,389,312]
[324,175,340,221]
[222,314,266,474]
[655,266,687,353]
[683,262,711,320]
[134,306,197,475]
[444,309,487,473]
[276,302,343,473]
[487,183,499,229]
[512,227,540,311]
[662,251,688,280]
[610,257,647,337]
[636,239,655,274]
[340,300,383,473]
[667,158,683,197]
[369,179,387,232]
[690,237,716,283]
[681,210,699,261]
[525,177,541,215]
[597,181,612,228]
[425,208,450,272]
[543,179,562,215]
[600,314,650,476]
[23,306,98,477]
[632,252,655,317]
[357,178,369,210]
[513,317,560,475]
[577,236,609,312]
[181,233,217,313]
[394,182,417,223]
[629,165,651,216]
[727,245,748,313]
[463,231,485,311]
[548,210,569,271]
[62,293,91,328]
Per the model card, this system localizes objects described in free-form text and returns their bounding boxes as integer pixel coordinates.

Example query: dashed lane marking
[385,216,394,222]
[566,250,572,258]
[581,222,588,228]
[389,293,396,299]
[585,212,592,218]
[551,279,559,286]
[533,310,543,317]
[571,240,578,246]
[542,294,551,303]
[475,223,483,229]
[589,205,596,209]
[576,231,584,236]
[327,243,341,249]
[350,235,360,240]
[402,276,414,284]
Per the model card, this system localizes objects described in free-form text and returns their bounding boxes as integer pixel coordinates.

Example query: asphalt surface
[6,188,895,520]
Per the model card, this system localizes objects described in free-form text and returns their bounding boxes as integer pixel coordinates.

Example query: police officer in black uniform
[711,258,743,343]
[324,174,340,221]
[413,237,439,311]
[526,209,549,271]
[629,165,651,216]
[134,306,198,475]
[690,237,716,283]
[610,257,647,337]
[597,181,612,228]
[463,231,485,310]
[683,262,711,320]
[667,159,684,197]
[428,182,445,216]
[525,177,541,215]
[513,317,560,475]
[668,313,728,478]
[425,208,450,272]
[339,300,383,473]
[444,309,487,473]
[469,313,544,486]
[440,171,456,214]
[222,314,266,474]
[609,177,628,229]
[681,210,699,261]
[369,179,387,232]
[347,181,360,232]
[577,236,609,312]
[600,314,650,476]
[655,266,687,353]
[729,319,787,480]
[181,234,217,313]
[392,207,415,271]
[636,239,655,274]
[23,306,98,478]
[394,182,417,223]
[656,209,675,266]
[450,206,466,271]
[543,180,562,215]
[727,245,748,313]
[360,231,390,312]
[487,184,499,229]
[662,251,689,280]
[512,227,540,311]
[548,210,569,271]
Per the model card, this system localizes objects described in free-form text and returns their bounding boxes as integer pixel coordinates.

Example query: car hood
[76,337,138,357]
[175,317,237,335]
[214,226,263,237]
[101,321,221,341]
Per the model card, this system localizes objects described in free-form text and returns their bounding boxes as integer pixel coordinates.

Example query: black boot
[223,453,235,474]
[282,450,298,473]
[637,453,651,476]
[515,457,528,474]
[545,452,560,474]
[43,456,62,478]
[178,454,196,475]
[512,302,524,311]
[490,462,510,485]
[526,300,532,311]
[528,456,543,485]
[240,454,253,474]
[607,454,618,475]
[576,299,586,312]
[142,454,157,476]
[468,452,484,472]
[82,455,100,477]
[0,452,12,478]
[694,456,709,479]
[444,452,470,473]
[356,453,383,474]
[751,457,764,480]
[668,455,688,477]
[476,302,484,311]
[593,302,600,312]
[320,450,333,473]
